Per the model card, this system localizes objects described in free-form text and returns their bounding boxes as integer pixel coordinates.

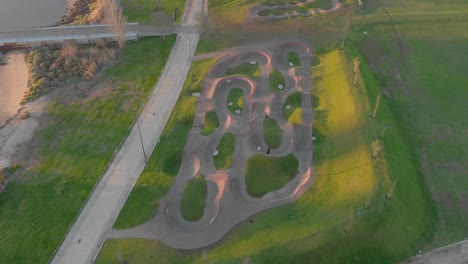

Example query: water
[0,0,68,32]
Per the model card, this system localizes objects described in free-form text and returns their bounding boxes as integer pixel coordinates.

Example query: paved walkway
[109,41,314,249]
[50,0,204,263]
[410,239,468,264]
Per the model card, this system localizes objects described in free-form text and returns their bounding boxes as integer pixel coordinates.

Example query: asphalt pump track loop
[109,41,315,250]
[247,0,342,22]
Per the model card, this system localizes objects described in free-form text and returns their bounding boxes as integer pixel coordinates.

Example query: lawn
[245,154,298,197]
[214,133,236,170]
[227,88,244,114]
[201,111,220,136]
[349,0,468,249]
[0,36,176,263]
[287,52,301,67]
[224,63,260,79]
[96,45,435,263]
[181,175,207,221]
[112,58,218,230]
[269,68,285,92]
[283,92,303,125]
[121,0,186,23]
[263,118,282,149]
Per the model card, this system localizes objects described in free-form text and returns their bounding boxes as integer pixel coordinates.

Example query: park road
[50,0,204,263]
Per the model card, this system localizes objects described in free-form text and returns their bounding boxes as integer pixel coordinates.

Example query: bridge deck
[0,23,193,46]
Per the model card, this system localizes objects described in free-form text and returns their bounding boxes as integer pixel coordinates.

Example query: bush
[0,53,7,65]
[23,42,116,102]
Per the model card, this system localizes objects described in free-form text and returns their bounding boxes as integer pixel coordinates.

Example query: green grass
[224,63,260,79]
[181,175,207,221]
[227,88,244,114]
[312,56,321,67]
[95,239,197,264]
[201,111,220,136]
[347,1,468,250]
[283,92,303,125]
[121,0,186,23]
[214,133,236,170]
[287,52,301,67]
[264,118,282,149]
[245,154,298,197]
[113,58,218,229]
[96,45,435,263]
[269,68,285,92]
[0,36,176,263]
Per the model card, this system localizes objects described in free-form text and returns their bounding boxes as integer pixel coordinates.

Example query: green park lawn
[349,0,468,249]
[181,175,207,221]
[214,133,236,170]
[227,88,244,114]
[287,52,301,67]
[95,1,468,262]
[269,68,285,92]
[264,118,282,149]
[201,111,220,136]
[96,42,435,263]
[245,154,298,197]
[121,0,186,23]
[0,36,176,263]
[283,92,303,125]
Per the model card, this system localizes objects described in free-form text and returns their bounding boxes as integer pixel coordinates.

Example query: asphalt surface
[109,41,315,250]
[49,0,204,263]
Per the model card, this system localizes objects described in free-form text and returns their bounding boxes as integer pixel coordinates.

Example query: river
[0,0,68,32]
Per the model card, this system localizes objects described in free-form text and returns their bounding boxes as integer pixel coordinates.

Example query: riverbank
[0,52,29,126]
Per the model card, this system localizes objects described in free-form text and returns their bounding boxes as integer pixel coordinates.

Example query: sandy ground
[0,0,67,32]
[0,52,29,126]
[0,96,49,168]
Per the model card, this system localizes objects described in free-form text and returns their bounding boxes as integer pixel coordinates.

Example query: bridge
[0,23,196,47]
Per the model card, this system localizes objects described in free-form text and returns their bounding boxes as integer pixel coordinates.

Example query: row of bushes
[23,41,116,103]
[0,52,7,65]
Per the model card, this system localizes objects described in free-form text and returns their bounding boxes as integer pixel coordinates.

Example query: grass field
[201,111,220,136]
[214,133,236,170]
[112,58,218,230]
[283,92,303,125]
[121,0,186,23]
[348,0,468,250]
[227,88,244,114]
[245,154,298,197]
[96,44,434,262]
[287,52,301,67]
[263,118,282,149]
[0,36,176,263]
[269,68,285,92]
[181,175,207,221]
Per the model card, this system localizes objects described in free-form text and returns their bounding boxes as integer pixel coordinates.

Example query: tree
[100,0,127,48]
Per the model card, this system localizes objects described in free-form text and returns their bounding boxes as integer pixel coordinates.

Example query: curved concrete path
[247,0,342,22]
[50,0,205,263]
[109,41,314,250]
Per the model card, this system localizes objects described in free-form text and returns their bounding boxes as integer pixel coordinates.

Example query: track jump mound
[247,0,343,22]
[109,42,315,250]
